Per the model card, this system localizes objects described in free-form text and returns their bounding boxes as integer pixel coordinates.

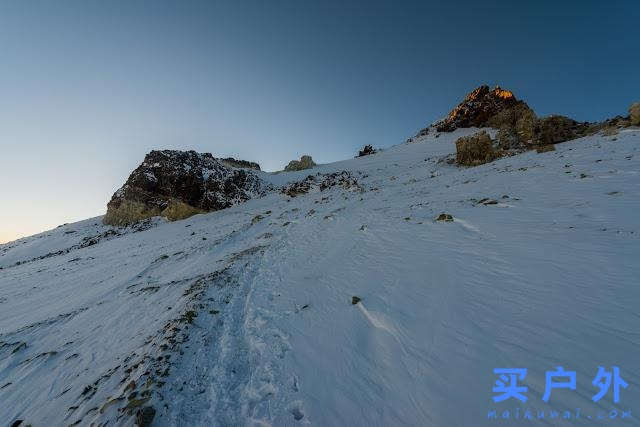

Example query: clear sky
[1,0,638,243]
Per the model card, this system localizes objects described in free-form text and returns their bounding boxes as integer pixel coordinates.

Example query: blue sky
[1,0,638,242]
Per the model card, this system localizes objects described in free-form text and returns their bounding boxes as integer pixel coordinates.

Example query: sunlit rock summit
[434,85,533,133]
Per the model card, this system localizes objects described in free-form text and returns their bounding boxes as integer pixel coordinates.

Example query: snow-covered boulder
[104,150,267,225]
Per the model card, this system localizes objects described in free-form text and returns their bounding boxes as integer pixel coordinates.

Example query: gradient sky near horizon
[1,0,638,243]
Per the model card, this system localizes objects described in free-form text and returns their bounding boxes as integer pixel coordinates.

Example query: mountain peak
[435,84,529,132]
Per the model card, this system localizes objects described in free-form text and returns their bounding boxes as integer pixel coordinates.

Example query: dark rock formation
[433,85,534,133]
[104,150,267,226]
[219,157,261,170]
[284,155,316,172]
[356,145,377,157]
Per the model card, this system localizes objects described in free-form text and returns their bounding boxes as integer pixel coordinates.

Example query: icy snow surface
[1,128,639,426]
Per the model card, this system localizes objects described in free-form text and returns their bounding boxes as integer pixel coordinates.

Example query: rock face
[356,145,377,157]
[104,150,267,226]
[419,84,607,152]
[455,130,498,166]
[630,102,640,126]
[434,85,535,133]
[284,155,316,172]
[219,157,261,170]
[531,115,591,145]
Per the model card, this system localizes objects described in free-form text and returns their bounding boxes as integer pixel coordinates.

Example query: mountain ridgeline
[104,85,639,226]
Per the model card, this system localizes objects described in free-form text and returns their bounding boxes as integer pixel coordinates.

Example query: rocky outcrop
[531,115,591,146]
[219,157,261,170]
[630,102,640,126]
[418,84,625,152]
[284,155,316,172]
[104,150,267,226]
[356,145,377,157]
[455,131,499,166]
[433,85,535,133]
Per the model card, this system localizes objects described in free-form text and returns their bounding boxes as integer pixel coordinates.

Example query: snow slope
[1,128,639,426]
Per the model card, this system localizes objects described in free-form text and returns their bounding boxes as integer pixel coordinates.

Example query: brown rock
[630,102,640,126]
[455,131,499,166]
[284,155,316,172]
[532,115,591,145]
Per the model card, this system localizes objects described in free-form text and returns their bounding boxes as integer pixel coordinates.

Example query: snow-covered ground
[1,128,639,426]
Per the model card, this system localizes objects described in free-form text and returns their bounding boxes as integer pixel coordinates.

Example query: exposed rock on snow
[284,155,316,171]
[435,213,454,222]
[281,171,361,197]
[104,150,267,225]
[356,144,377,157]
[455,130,498,166]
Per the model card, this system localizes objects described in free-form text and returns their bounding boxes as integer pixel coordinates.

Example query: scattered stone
[282,171,361,197]
[436,213,454,222]
[182,310,197,323]
[478,198,498,205]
